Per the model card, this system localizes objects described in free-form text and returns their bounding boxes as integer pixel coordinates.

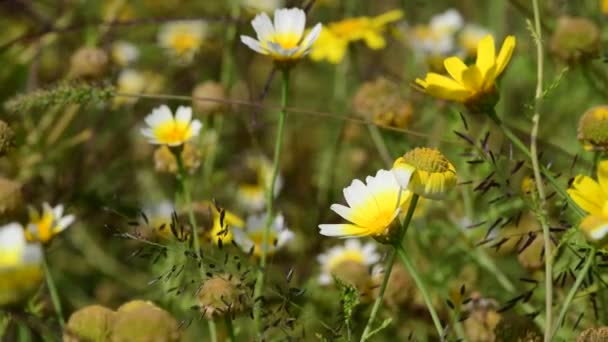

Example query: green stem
[394,244,443,338]
[360,194,419,341]
[174,150,217,341]
[41,253,64,329]
[551,248,595,338]
[225,317,236,341]
[367,124,392,168]
[253,68,290,336]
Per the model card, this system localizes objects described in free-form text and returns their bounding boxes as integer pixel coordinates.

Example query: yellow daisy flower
[309,9,403,64]
[0,223,43,306]
[240,8,322,64]
[25,203,75,244]
[415,35,516,107]
[567,160,608,246]
[317,239,380,284]
[200,202,245,245]
[232,213,293,256]
[393,147,457,200]
[319,169,411,238]
[158,20,207,63]
[141,105,202,146]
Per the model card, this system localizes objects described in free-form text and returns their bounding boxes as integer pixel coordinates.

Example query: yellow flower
[141,105,202,146]
[567,160,608,246]
[240,8,322,63]
[319,169,411,238]
[310,9,403,64]
[0,223,43,306]
[158,20,207,63]
[201,202,245,245]
[603,0,608,15]
[415,35,516,106]
[393,147,457,200]
[25,203,75,244]
[317,239,380,284]
[232,213,293,256]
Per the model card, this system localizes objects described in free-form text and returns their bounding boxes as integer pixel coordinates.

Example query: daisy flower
[111,40,139,66]
[240,8,322,64]
[158,20,207,63]
[113,69,146,107]
[141,105,202,146]
[567,160,608,247]
[232,213,293,256]
[318,169,411,238]
[415,34,516,107]
[393,147,457,200]
[0,223,43,306]
[317,239,380,285]
[25,203,75,244]
[409,9,463,58]
[236,154,283,212]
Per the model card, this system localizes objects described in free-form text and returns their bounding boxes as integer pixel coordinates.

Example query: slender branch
[41,253,64,329]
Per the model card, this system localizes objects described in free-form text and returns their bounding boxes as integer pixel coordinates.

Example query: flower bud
[153,143,201,174]
[551,16,600,63]
[352,77,414,129]
[197,274,247,320]
[578,105,608,151]
[192,81,227,115]
[69,47,109,79]
[111,300,180,342]
[64,305,115,342]
[577,327,608,341]
[0,178,23,218]
[0,120,15,156]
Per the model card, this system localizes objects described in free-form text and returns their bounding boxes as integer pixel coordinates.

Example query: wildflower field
[3,0,608,341]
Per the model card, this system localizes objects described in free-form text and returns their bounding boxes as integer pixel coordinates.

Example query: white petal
[241,35,268,54]
[189,120,203,137]
[175,106,192,123]
[55,215,75,232]
[591,224,608,240]
[52,204,64,219]
[300,23,322,51]
[344,238,360,250]
[146,105,173,127]
[343,179,375,210]
[318,273,332,285]
[276,229,294,247]
[274,8,305,38]
[329,204,356,223]
[251,12,275,41]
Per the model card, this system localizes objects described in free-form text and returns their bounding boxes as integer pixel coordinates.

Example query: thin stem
[253,68,290,336]
[360,194,419,341]
[530,2,552,340]
[551,248,595,338]
[367,124,392,168]
[225,316,236,342]
[174,150,217,341]
[41,253,64,329]
[394,243,443,338]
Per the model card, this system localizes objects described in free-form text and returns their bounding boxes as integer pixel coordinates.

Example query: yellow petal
[597,160,608,195]
[372,9,404,27]
[495,35,516,77]
[443,57,468,85]
[425,84,471,102]
[461,65,484,91]
[567,175,605,215]
[363,32,386,49]
[475,35,495,79]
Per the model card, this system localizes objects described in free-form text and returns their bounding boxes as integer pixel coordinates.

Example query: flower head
[415,35,516,108]
[26,203,75,244]
[459,24,491,57]
[310,10,403,64]
[567,160,608,247]
[236,154,283,212]
[141,105,202,146]
[240,8,322,65]
[158,20,207,63]
[0,223,43,306]
[319,169,410,238]
[393,147,457,200]
[232,213,293,256]
[111,41,139,66]
[409,9,463,60]
[578,105,608,151]
[317,239,380,285]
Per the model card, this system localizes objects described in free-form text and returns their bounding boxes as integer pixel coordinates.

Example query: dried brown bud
[551,16,600,63]
[0,120,15,156]
[577,327,608,342]
[192,81,227,115]
[197,274,247,319]
[153,143,201,174]
[64,305,115,342]
[352,77,414,129]
[69,47,109,79]
[111,300,180,342]
[0,178,23,218]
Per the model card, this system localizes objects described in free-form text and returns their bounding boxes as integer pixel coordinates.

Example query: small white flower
[317,239,380,285]
[141,105,202,146]
[409,9,464,57]
[232,213,294,256]
[111,41,139,66]
[114,69,147,106]
[429,9,463,34]
[26,203,75,244]
[236,154,283,212]
[0,223,42,268]
[240,7,322,62]
[158,20,207,62]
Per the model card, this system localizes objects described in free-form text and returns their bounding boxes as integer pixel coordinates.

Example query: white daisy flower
[141,105,202,146]
[158,20,207,63]
[113,69,147,106]
[317,239,380,285]
[232,213,294,256]
[236,154,284,212]
[429,9,463,34]
[25,203,75,244]
[0,223,43,306]
[111,40,139,66]
[240,8,322,62]
[318,169,411,238]
[409,9,464,57]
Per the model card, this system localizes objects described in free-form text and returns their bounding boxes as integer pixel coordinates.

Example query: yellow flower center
[152,121,193,145]
[170,33,200,55]
[27,211,54,243]
[401,147,452,173]
[248,230,278,255]
[327,250,365,271]
[270,32,301,49]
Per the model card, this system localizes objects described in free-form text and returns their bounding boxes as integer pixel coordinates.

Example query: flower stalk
[253,68,291,335]
[41,252,64,329]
